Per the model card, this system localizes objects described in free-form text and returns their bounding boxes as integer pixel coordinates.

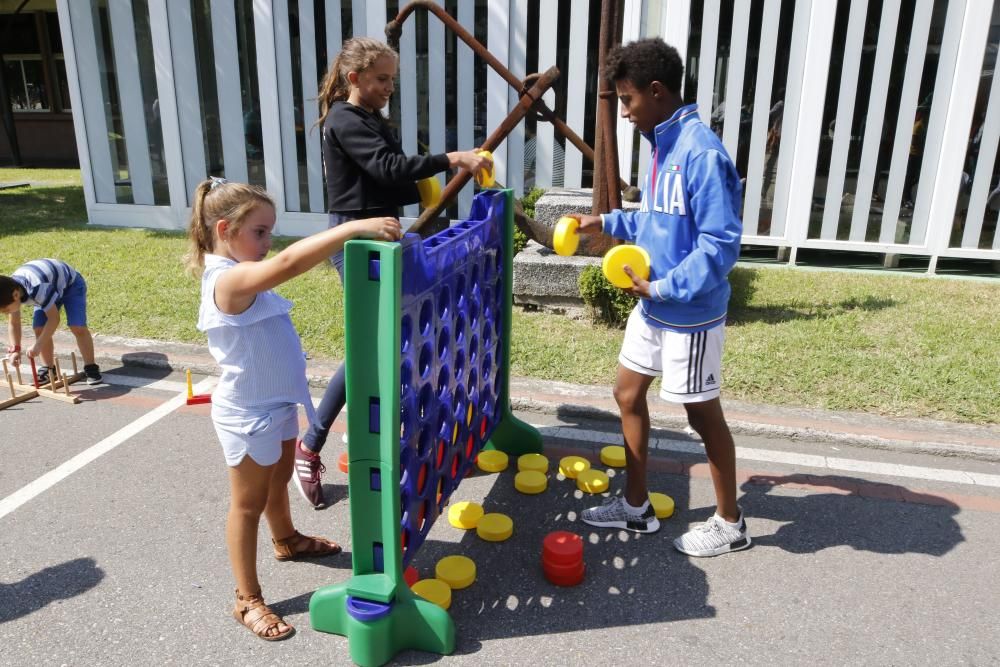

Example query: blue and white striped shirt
[11,259,79,312]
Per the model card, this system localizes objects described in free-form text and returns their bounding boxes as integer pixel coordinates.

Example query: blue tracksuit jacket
[601,104,743,333]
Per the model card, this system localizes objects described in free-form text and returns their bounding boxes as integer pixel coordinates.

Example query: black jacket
[322,101,450,215]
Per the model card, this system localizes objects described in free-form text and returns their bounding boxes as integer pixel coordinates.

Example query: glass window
[4,56,49,111]
[55,57,70,111]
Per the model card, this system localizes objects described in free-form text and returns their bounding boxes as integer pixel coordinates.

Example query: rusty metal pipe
[388,0,629,192]
[409,66,562,233]
[593,0,623,213]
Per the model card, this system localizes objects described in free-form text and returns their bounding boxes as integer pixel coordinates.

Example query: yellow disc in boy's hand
[553,216,580,256]
[602,245,651,288]
[417,176,442,208]
[475,150,496,188]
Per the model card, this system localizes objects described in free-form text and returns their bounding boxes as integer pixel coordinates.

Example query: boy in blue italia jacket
[571,38,749,557]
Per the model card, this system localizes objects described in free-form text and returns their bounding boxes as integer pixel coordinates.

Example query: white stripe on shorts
[618,307,725,404]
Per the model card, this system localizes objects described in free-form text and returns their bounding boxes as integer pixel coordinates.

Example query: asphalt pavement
[1,331,999,665]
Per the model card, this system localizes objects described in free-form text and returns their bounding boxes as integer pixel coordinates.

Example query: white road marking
[0,378,215,520]
[60,373,999,492]
[101,373,187,393]
[532,424,1000,490]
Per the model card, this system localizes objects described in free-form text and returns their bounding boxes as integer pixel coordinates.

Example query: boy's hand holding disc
[602,244,651,296]
[553,216,580,256]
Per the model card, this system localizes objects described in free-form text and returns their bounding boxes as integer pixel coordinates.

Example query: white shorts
[618,307,725,404]
[211,402,299,467]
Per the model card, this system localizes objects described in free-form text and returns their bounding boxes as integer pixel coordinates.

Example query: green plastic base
[484,411,543,456]
[310,582,455,667]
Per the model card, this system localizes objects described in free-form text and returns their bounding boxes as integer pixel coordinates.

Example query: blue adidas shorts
[32,276,88,328]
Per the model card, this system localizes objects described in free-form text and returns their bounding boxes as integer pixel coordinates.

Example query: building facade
[44,0,1000,271]
[0,1,76,165]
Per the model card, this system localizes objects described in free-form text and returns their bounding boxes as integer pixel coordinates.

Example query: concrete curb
[38,328,1000,460]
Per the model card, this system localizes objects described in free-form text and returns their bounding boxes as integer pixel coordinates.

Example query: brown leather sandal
[272,530,342,561]
[232,589,295,641]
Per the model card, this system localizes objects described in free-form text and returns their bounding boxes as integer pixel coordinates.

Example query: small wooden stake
[3,360,13,397]
[53,359,70,396]
[71,352,78,375]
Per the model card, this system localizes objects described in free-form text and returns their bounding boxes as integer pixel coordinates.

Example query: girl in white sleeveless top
[186,178,400,641]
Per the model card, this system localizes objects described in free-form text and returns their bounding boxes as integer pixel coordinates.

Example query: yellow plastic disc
[417,176,442,208]
[477,450,509,473]
[552,216,580,257]
[476,512,513,542]
[649,492,676,519]
[602,245,651,288]
[600,445,627,468]
[447,501,484,529]
[412,578,452,610]
[514,470,547,495]
[576,469,609,494]
[476,150,495,187]
[558,455,591,479]
[435,555,477,590]
[517,453,549,474]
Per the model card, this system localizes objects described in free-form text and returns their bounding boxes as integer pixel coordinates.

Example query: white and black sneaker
[673,511,751,557]
[83,364,103,385]
[581,496,660,534]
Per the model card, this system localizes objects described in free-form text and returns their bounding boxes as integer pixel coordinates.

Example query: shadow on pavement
[740,475,964,556]
[392,463,709,660]
[72,353,173,402]
[0,557,105,624]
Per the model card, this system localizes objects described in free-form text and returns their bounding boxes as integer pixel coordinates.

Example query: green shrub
[519,186,545,219]
[578,265,637,327]
[513,187,546,256]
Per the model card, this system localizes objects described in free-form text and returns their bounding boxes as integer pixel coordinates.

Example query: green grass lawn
[2,168,999,424]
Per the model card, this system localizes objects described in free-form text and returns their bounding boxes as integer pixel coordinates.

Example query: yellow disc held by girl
[514,470,547,495]
[435,555,477,589]
[477,450,508,473]
[517,453,549,474]
[412,578,452,610]
[475,150,496,187]
[649,492,676,519]
[600,445,627,468]
[558,455,591,479]
[602,244,651,288]
[417,176,442,208]
[448,501,484,529]
[476,512,513,542]
[552,216,580,256]
[576,469,609,494]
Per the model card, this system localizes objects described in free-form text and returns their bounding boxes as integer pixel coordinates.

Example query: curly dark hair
[603,38,683,93]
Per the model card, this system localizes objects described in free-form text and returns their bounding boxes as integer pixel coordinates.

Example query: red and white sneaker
[293,442,327,509]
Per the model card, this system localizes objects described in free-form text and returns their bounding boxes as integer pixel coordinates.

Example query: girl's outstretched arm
[215,217,400,315]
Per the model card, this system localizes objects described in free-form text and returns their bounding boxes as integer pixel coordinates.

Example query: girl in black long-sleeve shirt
[293,36,491,509]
